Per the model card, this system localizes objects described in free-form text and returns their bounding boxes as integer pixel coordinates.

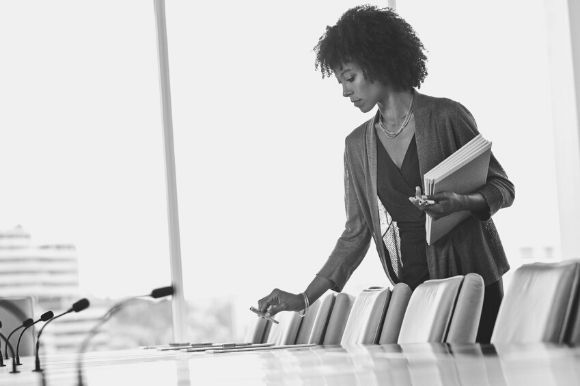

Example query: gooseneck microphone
[150,286,174,299]
[76,286,174,386]
[4,318,33,360]
[33,298,90,372]
[0,321,19,373]
[15,311,54,365]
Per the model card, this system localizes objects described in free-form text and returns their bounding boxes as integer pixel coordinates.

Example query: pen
[221,343,253,349]
[419,199,436,205]
[409,196,436,206]
[249,306,280,324]
[185,342,266,353]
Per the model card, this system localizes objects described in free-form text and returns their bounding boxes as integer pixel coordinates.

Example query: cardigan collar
[365,89,430,191]
[363,90,430,270]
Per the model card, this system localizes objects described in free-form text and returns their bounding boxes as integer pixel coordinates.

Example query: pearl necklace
[378,93,415,138]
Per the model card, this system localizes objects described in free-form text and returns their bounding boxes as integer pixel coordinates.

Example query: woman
[257,5,514,343]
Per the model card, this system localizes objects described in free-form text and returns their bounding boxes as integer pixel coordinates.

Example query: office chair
[446,273,485,343]
[266,310,303,345]
[243,315,272,344]
[322,293,354,345]
[295,294,335,344]
[378,282,412,344]
[491,261,580,344]
[341,287,391,345]
[398,275,466,343]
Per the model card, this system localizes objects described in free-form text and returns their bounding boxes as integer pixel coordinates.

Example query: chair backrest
[341,287,391,345]
[322,293,354,345]
[243,315,272,344]
[491,261,580,344]
[266,311,303,345]
[568,314,580,344]
[566,262,580,344]
[446,273,485,343]
[0,297,35,356]
[295,294,335,344]
[378,283,412,344]
[398,276,463,344]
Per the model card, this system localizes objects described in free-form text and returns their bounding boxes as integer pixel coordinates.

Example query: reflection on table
[1,343,579,385]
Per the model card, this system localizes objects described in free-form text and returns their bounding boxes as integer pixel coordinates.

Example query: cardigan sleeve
[316,144,372,292]
[451,102,515,220]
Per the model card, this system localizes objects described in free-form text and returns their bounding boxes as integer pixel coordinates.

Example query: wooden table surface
[2,343,579,385]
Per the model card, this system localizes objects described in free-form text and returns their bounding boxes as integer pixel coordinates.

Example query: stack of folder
[424,134,492,245]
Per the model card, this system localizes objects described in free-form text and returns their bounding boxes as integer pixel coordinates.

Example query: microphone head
[40,311,54,321]
[150,286,174,299]
[22,318,34,327]
[71,298,90,313]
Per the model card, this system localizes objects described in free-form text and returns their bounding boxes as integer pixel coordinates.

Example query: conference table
[1,342,579,385]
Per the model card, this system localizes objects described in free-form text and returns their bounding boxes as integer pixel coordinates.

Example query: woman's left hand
[409,187,466,220]
[424,192,466,220]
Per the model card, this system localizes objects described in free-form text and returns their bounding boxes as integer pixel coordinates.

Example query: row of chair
[247,260,580,346]
[246,273,484,345]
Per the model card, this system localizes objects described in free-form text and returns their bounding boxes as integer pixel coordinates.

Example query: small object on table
[249,306,279,324]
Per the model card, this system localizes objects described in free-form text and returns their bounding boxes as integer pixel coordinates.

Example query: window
[166,0,388,340]
[0,0,172,352]
[397,0,560,286]
[2,0,569,347]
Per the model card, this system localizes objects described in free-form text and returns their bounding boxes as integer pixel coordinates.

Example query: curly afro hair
[314,5,428,89]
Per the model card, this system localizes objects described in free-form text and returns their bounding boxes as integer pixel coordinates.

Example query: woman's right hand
[257,288,305,317]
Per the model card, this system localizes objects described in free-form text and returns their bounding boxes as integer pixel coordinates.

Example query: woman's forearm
[460,192,490,216]
[459,192,486,211]
[303,275,334,305]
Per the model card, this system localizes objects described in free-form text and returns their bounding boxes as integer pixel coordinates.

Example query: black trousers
[476,279,503,344]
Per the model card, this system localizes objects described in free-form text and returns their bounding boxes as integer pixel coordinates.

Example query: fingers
[430,192,448,201]
[256,288,299,317]
[266,303,286,316]
[257,288,291,316]
[409,195,435,210]
[425,208,443,220]
[411,186,437,206]
[257,297,268,314]
[257,288,280,314]
[409,196,426,211]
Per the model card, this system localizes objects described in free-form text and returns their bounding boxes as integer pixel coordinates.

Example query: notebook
[424,134,492,245]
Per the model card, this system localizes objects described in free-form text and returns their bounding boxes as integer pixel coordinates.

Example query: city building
[0,226,107,353]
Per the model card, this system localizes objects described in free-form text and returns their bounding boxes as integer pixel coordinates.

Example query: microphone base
[0,363,6,367]
[32,368,43,372]
[10,369,20,374]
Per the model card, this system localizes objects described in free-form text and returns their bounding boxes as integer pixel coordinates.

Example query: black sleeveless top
[377,135,429,290]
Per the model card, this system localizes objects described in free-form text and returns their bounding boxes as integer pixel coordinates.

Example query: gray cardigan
[318,91,515,290]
